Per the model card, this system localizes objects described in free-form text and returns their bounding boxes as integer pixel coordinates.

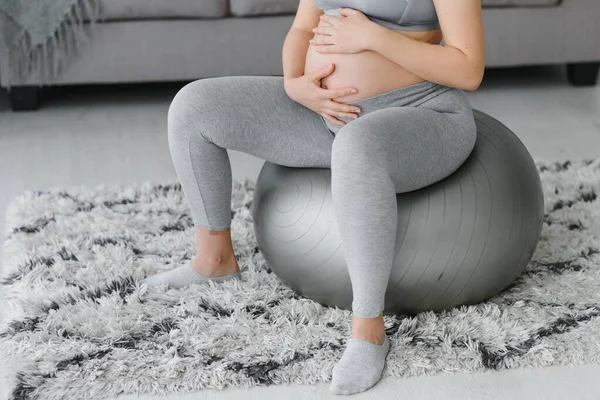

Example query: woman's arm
[282,0,361,126]
[312,0,485,91]
[282,0,322,79]
[368,0,485,91]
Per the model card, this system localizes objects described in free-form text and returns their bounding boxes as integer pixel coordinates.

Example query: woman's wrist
[283,75,295,88]
[365,23,390,53]
[283,76,299,98]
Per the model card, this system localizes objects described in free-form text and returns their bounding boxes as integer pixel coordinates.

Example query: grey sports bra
[313,0,440,31]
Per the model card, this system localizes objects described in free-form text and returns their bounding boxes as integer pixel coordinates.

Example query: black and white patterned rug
[1,160,600,400]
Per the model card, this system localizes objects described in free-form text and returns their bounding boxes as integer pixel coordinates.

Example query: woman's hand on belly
[309,8,376,54]
[304,45,423,104]
[304,12,443,104]
[284,64,363,127]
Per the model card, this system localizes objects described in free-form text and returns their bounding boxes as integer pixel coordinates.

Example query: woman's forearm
[282,27,313,79]
[368,25,484,91]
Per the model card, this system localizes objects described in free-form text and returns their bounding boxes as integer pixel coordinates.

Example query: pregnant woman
[142,0,485,395]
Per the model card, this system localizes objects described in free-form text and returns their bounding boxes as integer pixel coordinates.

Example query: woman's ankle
[191,253,239,277]
[351,314,386,345]
[193,226,240,277]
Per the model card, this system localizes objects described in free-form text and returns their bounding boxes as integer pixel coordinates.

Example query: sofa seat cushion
[100,0,228,20]
[229,0,299,16]
[482,0,560,6]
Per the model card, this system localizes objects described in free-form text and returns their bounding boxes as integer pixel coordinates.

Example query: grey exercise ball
[251,109,545,315]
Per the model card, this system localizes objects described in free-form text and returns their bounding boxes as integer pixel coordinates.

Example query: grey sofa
[1,0,599,110]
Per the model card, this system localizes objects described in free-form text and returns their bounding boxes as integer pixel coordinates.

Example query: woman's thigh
[168,76,334,168]
[332,104,477,193]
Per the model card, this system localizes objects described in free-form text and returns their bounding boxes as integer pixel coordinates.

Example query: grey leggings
[168,76,477,318]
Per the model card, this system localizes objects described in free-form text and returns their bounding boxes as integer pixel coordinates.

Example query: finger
[320,87,358,99]
[319,14,341,26]
[321,112,346,127]
[338,8,359,16]
[308,63,335,81]
[315,45,339,54]
[327,100,361,114]
[325,109,358,120]
[311,26,333,36]
[310,36,335,46]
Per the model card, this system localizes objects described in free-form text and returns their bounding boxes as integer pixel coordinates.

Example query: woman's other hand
[284,64,361,126]
[310,8,378,54]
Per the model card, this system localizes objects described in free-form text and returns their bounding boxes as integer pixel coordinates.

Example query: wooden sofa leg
[567,62,599,87]
[9,86,41,111]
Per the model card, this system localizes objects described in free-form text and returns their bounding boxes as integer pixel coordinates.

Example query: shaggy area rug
[1,159,600,400]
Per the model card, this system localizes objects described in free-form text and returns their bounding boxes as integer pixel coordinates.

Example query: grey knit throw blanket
[0,0,99,85]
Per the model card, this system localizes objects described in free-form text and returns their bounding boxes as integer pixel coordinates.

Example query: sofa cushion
[229,0,299,16]
[481,0,561,6]
[100,0,228,20]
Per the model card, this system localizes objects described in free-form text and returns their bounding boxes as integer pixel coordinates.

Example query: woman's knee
[167,78,225,145]
[331,123,385,172]
[169,79,213,123]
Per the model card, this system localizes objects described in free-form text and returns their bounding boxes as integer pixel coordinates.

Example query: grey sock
[330,335,391,395]
[140,261,241,289]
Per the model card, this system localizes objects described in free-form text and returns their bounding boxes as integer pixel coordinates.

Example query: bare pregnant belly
[304,29,443,104]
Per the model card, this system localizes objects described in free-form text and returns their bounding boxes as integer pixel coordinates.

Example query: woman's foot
[141,226,241,288]
[140,255,240,289]
[330,314,390,395]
